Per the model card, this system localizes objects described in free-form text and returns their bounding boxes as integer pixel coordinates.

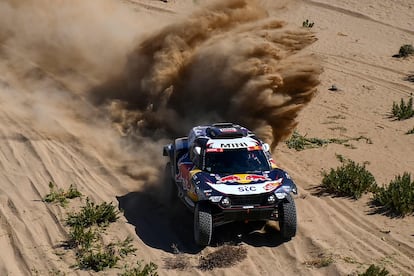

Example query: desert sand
[0,0,413,275]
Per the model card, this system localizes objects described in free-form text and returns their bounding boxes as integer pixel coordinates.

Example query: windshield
[204,149,270,174]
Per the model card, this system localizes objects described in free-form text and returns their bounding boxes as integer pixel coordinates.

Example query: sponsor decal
[207,181,279,195]
[220,127,237,133]
[238,186,256,193]
[219,174,270,184]
[245,175,269,181]
[178,164,192,190]
[178,164,200,191]
[221,142,248,148]
[269,158,278,168]
[206,148,224,153]
[263,178,283,191]
[247,146,262,151]
[220,175,241,183]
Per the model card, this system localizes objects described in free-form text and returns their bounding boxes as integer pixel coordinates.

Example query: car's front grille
[229,194,267,206]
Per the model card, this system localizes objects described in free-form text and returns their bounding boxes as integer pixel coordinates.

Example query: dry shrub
[164,254,190,271]
[198,245,247,271]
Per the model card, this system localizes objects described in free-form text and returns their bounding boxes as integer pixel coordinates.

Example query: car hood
[194,170,288,195]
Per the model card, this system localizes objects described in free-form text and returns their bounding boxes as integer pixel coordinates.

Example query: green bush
[77,247,119,272]
[286,131,327,150]
[68,224,97,249]
[304,254,334,268]
[66,184,82,199]
[373,172,414,216]
[406,127,414,135]
[120,261,158,276]
[44,191,155,273]
[66,198,119,228]
[286,131,371,151]
[358,264,389,276]
[391,97,414,120]
[43,182,82,206]
[321,156,376,199]
[302,19,314,28]
[398,44,414,58]
[113,236,137,257]
[64,199,124,271]
[43,184,157,273]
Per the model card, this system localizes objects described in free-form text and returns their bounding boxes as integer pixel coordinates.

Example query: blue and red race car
[163,123,297,246]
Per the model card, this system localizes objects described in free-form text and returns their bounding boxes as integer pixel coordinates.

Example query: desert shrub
[113,236,137,257]
[65,199,125,271]
[358,264,389,276]
[304,254,334,268]
[120,261,158,276]
[398,44,414,58]
[77,247,119,272]
[68,224,98,249]
[373,172,414,216]
[321,156,376,199]
[406,127,414,134]
[391,97,414,120]
[286,131,327,150]
[164,244,189,270]
[45,192,153,273]
[198,245,247,271]
[405,74,414,83]
[43,182,82,206]
[164,255,189,270]
[66,198,119,228]
[66,184,82,199]
[302,19,314,28]
[286,131,371,151]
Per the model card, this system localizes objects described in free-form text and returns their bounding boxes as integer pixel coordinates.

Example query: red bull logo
[220,175,241,183]
[219,174,270,184]
[245,175,270,181]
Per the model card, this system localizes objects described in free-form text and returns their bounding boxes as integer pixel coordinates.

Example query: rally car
[163,123,297,246]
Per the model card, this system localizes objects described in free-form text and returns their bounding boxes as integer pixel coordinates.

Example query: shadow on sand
[117,191,287,254]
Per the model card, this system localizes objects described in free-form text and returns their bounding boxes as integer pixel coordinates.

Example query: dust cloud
[0,0,165,185]
[91,0,322,147]
[0,0,321,186]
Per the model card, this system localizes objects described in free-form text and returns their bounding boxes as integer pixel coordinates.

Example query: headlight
[209,196,222,203]
[267,194,276,204]
[275,192,286,199]
[220,197,231,207]
[280,185,292,193]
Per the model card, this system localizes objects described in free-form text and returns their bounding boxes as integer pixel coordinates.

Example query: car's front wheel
[194,202,212,246]
[278,194,297,241]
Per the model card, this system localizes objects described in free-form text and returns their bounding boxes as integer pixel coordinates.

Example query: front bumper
[205,191,292,227]
[212,205,278,227]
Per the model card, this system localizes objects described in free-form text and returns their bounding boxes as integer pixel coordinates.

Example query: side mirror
[163,144,173,156]
[262,143,270,152]
[194,146,201,155]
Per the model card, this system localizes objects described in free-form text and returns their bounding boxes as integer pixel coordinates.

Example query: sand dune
[0,0,413,275]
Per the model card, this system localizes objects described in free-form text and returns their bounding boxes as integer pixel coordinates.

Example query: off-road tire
[164,162,177,203]
[194,202,212,246]
[278,194,297,241]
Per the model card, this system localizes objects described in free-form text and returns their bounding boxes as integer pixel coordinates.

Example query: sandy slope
[0,0,413,275]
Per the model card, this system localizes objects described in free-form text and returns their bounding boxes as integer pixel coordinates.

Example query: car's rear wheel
[164,162,177,203]
[278,194,297,241]
[194,202,212,246]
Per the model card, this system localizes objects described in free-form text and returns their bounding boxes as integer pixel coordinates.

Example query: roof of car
[187,123,258,150]
[206,137,260,150]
